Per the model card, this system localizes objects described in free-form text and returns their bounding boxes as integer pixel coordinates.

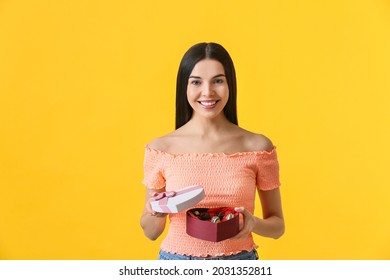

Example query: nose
[202,82,214,96]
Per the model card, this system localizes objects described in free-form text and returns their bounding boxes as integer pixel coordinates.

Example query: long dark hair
[175,42,238,129]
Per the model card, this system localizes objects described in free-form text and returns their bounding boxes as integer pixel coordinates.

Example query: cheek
[225,88,230,97]
[186,87,197,102]
[220,88,229,108]
[222,87,229,100]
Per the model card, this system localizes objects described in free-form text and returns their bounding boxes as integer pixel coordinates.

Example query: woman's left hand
[231,206,257,239]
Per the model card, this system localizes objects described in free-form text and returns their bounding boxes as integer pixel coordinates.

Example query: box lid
[150,185,205,213]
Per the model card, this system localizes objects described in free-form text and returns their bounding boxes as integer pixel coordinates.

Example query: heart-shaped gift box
[186,207,239,242]
[150,185,205,213]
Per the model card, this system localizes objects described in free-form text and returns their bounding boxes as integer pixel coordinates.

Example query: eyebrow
[189,74,226,79]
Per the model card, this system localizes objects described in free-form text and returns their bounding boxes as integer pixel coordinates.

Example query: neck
[185,113,234,137]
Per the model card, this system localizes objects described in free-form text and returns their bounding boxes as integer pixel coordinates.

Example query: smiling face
[186,59,229,121]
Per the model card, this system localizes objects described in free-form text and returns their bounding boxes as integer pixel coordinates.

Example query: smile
[198,100,219,106]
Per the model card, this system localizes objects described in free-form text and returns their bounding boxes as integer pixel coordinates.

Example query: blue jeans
[158,249,259,260]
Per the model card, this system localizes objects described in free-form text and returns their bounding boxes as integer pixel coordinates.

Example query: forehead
[190,59,225,77]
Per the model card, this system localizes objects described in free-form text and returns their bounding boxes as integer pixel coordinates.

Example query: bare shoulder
[147,130,180,152]
[147,137,168,151]
[238,128,274,152]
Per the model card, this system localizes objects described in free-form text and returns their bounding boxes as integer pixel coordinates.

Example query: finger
[146,196,169,217]
[145,194,162,215]
[234,206,250,217]
[234,207,247,231]
[145,205,167,217]
[232,206,254,239]
[149,191,158,197]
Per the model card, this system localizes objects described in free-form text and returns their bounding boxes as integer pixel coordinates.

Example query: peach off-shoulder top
[142,145,281,257]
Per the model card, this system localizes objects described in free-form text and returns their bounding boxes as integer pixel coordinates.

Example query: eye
[213,78,224,84]
[190,80,201,85]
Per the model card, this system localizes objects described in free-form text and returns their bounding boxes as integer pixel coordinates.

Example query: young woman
[140,42,284,260]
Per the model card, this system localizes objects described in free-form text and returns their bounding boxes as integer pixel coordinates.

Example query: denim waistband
[158,249,259,260]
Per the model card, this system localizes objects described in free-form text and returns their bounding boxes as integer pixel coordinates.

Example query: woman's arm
[233,188,285,239]
[139,188,168,241]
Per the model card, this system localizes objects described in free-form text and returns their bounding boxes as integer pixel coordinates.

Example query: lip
[198,100,219,109]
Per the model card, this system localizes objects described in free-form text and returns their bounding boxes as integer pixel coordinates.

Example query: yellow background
[1,0,389,259]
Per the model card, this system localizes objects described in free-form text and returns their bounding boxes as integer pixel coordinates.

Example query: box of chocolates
[186,207,239,242]
[150,185,205,213]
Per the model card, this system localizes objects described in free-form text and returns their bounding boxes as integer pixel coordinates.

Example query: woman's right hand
[140,188,168,240]
[145,191,168,218]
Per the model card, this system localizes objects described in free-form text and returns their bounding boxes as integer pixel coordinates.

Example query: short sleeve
[256,148,281,191]
[141,146,166,190]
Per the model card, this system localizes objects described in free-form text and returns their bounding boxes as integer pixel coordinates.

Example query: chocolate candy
[194,210,200,216]
[225,213,235,220]
[217,212,224,219]
[211,216,221,223]
[199,213,210,220]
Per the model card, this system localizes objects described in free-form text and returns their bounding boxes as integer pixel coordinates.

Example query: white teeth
[200,101,217,106]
